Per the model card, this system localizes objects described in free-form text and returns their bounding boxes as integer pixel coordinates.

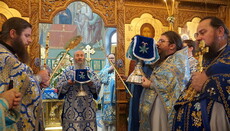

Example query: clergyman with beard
[0,17,50,130]
[138,31,190,131]
[56,50,101,131]
[173,16,230,130]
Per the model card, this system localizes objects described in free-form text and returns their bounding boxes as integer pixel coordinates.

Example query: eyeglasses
[157,39,169,43]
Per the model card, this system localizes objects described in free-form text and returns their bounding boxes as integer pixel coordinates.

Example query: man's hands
[67,80,76,85]
[0,88,22,109]
[141,76,151,88]
[191,71,208,92]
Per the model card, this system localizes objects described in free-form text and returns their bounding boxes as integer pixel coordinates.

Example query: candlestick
[164,0,170,17]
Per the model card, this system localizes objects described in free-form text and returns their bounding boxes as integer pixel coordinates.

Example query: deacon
[56,50,101,131]
[173,16,230,131]
[139,31,190,131]
[98,53,116,131]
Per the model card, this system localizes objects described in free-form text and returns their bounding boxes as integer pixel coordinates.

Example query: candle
[164,0,170,16]
[172,0,175,15]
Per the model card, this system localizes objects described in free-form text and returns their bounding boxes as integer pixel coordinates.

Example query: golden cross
[197,40,209,72]
[83,45,95,61]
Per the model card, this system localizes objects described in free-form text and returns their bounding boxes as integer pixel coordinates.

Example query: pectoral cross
[83,45,95,61]
[183,40,209,101]
[197,40,209,72]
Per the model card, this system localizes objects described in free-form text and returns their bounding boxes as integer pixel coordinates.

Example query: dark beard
[203,40,220,60]
[203,47,218,60]
[12,37,29,63]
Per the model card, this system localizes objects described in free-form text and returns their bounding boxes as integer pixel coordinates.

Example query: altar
[42,88,64,130]
[42,99,64,130]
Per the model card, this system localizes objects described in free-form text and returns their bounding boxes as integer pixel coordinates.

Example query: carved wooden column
[116,0,128,131]
[29,0,40,73]
[218,5,229,26]
[173,1,180,32]
[227,6,230,29]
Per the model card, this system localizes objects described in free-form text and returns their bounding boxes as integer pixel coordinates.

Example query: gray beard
[74,61,86,69]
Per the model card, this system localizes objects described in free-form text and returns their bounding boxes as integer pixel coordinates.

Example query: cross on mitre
[83,45,95,61]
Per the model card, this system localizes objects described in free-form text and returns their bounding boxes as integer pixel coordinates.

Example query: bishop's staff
[49,36,82,81]
[101,46,133,97]
[183,40,209,101]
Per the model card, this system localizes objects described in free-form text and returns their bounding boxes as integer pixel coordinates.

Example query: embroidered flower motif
[207,87,216,95]
[79,71,85,79]
[177,108,184,121]
[139,42,149,54]
[191,111,202,127]
[194,102,201,111]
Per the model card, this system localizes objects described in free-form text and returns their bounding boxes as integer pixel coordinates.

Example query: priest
[56,50,101,130]
[173,16,230,131]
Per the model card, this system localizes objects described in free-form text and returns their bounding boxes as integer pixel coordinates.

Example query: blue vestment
[128,62,153,131]
[56,66,101,131]
[139,47,191,131]
[173,44,230,130]
[0,98,19,131]
[0,41,43,131]
[98,65,116,126]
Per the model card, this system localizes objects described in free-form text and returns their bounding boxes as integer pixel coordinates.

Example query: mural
[39,1,117,72]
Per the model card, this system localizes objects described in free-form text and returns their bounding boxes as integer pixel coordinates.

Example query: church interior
[0,0,230,130]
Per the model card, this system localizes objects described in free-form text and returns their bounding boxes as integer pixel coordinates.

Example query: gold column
[29,0,40,73]
[116,0,129,131]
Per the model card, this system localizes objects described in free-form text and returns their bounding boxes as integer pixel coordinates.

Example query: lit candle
[164,0,170,16]
[172,0,175,15]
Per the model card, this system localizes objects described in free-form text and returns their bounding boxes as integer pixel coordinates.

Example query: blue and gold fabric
[139,47,191,130]
[98,64,116,125]
[0,98,19,131]
[56,66,101,131]
[126,35,159,64]
[128,63,153,131]
[0,42,43,131]
[173,44,230,130]
[75,69,91,83]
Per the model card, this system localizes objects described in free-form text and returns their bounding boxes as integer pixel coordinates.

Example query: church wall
[0,0,229,131]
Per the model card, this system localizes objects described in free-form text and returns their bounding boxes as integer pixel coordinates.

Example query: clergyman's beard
[12,37,29,63]
[203,40,220,60]
[74,60,86,69]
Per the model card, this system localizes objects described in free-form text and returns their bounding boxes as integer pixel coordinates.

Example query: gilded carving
[0,14,7,31]
[177,10,216,27]
[117,7,125,74]
[0,1,229,131]
[116,1,129,129]
[29,0,40,73]
[1,0,29,17]
[125,6,169,26]
[218,6,227,20]
[40,0,116,26]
